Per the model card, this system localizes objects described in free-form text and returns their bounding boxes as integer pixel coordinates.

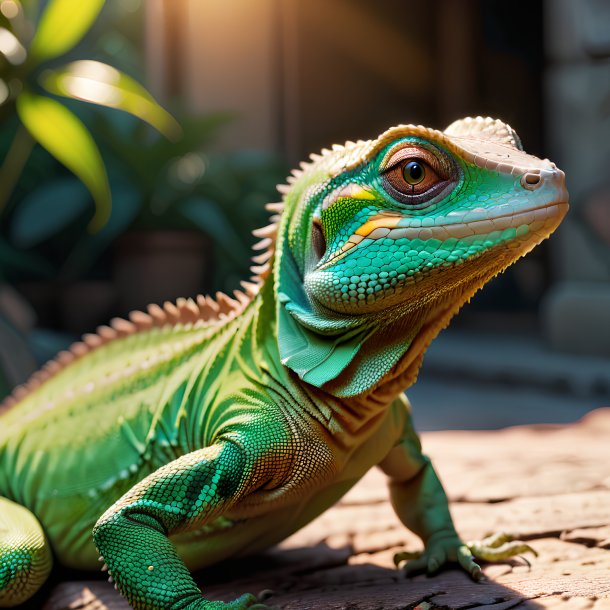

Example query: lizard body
[0,117,568,609]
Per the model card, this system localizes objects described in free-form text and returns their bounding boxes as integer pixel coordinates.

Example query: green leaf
[16,91,111,230]
[0,26,27,65]
[41,61,181,140]
[10,177,91,247]
[29,0,105,63]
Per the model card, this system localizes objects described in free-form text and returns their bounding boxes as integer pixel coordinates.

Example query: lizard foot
[467,531,538,563]
[394,531,484,581]
[394,531,537,581]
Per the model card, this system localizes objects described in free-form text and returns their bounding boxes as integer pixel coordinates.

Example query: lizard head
[275,117,568,396]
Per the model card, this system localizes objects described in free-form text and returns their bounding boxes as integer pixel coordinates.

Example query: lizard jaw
[318,199,568,271]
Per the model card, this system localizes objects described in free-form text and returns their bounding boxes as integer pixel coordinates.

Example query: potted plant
[89,109,287,315]
[0,0,178,375]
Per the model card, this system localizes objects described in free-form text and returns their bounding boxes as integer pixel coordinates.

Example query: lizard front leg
[380,396,535,580]
[93,438,268,610]
[380,443,482,579]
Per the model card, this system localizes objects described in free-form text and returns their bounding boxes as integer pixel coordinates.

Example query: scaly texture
[0,117,568,609]
[0,498,52,607]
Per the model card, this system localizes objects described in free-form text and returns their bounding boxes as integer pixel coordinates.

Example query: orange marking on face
[354,214,402,237]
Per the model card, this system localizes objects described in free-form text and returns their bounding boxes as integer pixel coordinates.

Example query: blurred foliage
[0,106,286,290]
[0,0,178,231]
[0,0,288,293]
[0,309,38,397]
[63,108,286,289]
[0,0,288,394]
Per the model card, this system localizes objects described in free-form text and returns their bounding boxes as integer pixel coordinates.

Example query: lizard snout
[520,165,566,192]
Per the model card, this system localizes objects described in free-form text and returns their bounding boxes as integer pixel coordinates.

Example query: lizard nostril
[521,172,543,190]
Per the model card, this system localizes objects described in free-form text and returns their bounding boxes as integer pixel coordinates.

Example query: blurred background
[0,0,608,430]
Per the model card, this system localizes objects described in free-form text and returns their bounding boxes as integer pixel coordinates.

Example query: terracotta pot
[113,230,212,315]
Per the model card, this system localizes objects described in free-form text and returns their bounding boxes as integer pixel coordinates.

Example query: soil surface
[43,408,610,610]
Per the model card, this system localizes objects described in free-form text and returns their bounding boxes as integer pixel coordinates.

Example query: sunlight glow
[60,74,122,106]
[0,79,8,105]
[174,153,206,185]
[0,0,19,20]
[70,60,121,85]
[55,61,124,106]
[0,27,26,64]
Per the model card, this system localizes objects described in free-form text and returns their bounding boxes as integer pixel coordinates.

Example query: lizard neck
[274,242,430,403]
[321,296,457,406]
[248,269,390,437]
[271,188,488,408]
[274,238,474,406]
[271,183,450,403]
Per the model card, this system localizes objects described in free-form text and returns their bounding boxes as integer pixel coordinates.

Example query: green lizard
[0,116,568,609]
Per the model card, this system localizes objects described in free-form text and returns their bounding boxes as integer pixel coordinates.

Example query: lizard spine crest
[0,201,289,414]
[0,137,360,414]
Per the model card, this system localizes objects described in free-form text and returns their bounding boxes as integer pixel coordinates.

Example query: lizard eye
[381,145,456,207]
[403,160,425,185]
[383,157,440,197]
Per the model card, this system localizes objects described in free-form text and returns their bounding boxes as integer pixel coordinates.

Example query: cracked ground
[43,409,610,610]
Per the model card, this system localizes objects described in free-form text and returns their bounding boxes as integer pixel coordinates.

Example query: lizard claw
[395,531,536,581]
[467,532,538,562]
[393,550,422,567]
[395,534,484,581]
[456,544,484,581]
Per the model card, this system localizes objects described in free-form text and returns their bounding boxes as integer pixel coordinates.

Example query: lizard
[0,116,568,609]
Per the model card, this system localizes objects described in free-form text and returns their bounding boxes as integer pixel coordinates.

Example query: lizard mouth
[436,199,569,244]
[318,200,569,270]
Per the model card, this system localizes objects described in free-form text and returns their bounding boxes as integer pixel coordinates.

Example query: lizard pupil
[403,161,424,185]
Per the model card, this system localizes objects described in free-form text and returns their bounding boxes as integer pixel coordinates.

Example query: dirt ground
[44,408,610,610]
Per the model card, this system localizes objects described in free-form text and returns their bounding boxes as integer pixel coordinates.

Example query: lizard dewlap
[0,117,568,609]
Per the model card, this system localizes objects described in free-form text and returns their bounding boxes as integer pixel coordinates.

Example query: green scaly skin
[0,117,568,609]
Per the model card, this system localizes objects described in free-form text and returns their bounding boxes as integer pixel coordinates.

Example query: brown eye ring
[381,144,457,207]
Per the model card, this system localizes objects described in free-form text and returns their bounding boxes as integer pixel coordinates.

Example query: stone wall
[542,0,610,356]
